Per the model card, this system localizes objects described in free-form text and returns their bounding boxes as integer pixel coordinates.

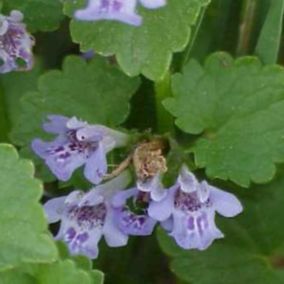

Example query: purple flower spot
[59,152,71,159]
[77,232,89,243]
[65,227,76,241]
[187,216,194,230]
[55,146,64,153]
[174,189,212,213]
[113,0,123,11]
[68,204,107,230]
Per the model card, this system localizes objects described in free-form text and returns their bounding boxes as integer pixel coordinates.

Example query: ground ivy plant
[1,0,284,283]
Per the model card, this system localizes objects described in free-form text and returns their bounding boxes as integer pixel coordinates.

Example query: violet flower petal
[84,142,107,184]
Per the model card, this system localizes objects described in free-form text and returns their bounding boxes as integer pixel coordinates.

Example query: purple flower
[75,0,166,26]
[0,10,35,74]
[137,174,166,201]
[149,165,243,250]
[75,0,142,26]
[112,188,157,236]
[44,172,130,259]
[32,115,128,184]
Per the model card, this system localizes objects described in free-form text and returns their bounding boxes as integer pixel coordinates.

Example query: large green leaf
[164,52,284,187]
[0,61,42,143]
[11,55,140,147]
[0,259,104,284]
[0,61,42,128]
[64,0,210,81]
[0,144,57,271]
[158,173,284,284]
[0,271,36,284]
[2,0,64,32]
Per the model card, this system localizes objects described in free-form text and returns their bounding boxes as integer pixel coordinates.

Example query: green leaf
[158,173,284,284]
[2,0,64,32]
[164,52,284,187]
[35,260,101,284]
[0,60,42,128]
[255,0,284,64]
[11,55,140,148]
[0,271,35,284]
[0,61,42,143]
[64,0,210,81]
[0,259,104,284]
[0,144,57,271]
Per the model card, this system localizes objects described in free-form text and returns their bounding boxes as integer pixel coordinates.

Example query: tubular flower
[112,188,157,236]
[75,0,166,26]
[149,165,243,250]
[44,172,130,259]
[0,10,34,73]
[32,115,128,184]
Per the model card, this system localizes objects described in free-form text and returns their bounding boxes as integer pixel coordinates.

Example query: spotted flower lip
[31,115,129,184]
[112,188,157,236]
[75,0,167,26]
[44,172,130,259]
[0,10,35,74]
[149,165,243,250]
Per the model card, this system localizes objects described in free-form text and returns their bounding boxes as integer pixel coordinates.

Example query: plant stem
[236,0,258,55]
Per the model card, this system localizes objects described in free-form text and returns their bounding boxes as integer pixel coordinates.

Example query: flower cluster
[75,0,166,26]
[33,115,243,259]
[0,10,34,73]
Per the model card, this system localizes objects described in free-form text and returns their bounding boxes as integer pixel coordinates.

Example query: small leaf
[64,0,210,81]
[158,173,284,284]
[0,144,57,271]
[164,52,284,187]
[2,0,64,32]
